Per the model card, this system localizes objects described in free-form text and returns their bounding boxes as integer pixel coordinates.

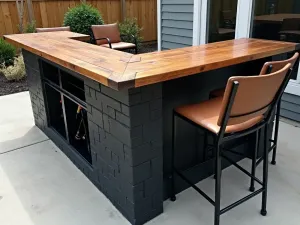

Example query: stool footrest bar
[175,169,215,206]
[256,144,276,167]
[220,188,264,215]
[222,154,263,186]
[222,148,246,157]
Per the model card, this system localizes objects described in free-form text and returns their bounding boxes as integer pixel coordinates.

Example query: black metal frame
[170,68,293,225]
[90,31,138,54]
[40,59,92,165]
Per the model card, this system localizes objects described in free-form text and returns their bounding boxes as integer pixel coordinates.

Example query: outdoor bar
[4,31,300,225]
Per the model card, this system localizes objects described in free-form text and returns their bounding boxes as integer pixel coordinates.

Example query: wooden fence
[0,0,157,41]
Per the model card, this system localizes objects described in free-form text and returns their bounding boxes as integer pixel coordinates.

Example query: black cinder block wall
[23,50,164,225]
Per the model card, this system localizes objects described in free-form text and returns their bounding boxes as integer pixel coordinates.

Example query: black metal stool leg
[261,125,269,216]
[271,101,281,165]
[170,112,177,202]
[250,129,259,192]
[214,141,221,225]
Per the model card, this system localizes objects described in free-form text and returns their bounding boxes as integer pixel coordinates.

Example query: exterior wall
[23,50,163,225]
[281,93,300,122]
[161,0,194,49]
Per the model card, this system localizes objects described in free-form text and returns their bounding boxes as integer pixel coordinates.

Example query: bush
[0,38,16,66]
[119,18,143,48]
[17,21,36,33]
[24,21,36,33]
[63,4,104,35]
[0,55,26,81]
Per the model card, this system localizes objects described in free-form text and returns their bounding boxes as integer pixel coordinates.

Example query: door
[251,0,300,96]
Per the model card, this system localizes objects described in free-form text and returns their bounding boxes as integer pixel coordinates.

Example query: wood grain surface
[255,14,300,23]
[4,31,300,90]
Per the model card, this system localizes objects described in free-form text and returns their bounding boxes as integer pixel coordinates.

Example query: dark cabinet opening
[61,71,85,101]
[41,60,92,165]
[41,61,59,85]
[45,84,66,139]
[64,97,91,163]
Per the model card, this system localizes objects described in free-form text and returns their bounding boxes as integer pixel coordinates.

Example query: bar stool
[210,53,299,192]
[210,53,299,166]
[170,64,293,225]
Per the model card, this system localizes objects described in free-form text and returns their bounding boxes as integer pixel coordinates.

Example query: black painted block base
[23,50,163,225]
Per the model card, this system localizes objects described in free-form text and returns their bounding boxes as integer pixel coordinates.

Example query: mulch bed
[0,42,157,97]
[0,73,28,96]
[139,42,157,53]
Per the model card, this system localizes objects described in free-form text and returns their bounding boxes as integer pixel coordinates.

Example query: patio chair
[36,26,71,33]
[170,63,293,225]
[91,23,138,54]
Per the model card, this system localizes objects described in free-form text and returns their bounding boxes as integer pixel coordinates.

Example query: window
[251,0,300,80]
[207,0,238,43]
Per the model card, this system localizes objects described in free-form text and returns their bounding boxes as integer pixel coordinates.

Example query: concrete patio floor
[1,91,300,225]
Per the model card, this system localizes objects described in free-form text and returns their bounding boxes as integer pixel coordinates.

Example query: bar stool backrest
[218,63,292,127]
[260,52,299,75]
[36,26,71,33]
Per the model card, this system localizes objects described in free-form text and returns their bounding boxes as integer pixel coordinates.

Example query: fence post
[121,0,126,21]
[26,0,35,23]
[16,0,25,33]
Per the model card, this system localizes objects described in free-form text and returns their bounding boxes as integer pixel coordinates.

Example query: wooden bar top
[4,31,300,90]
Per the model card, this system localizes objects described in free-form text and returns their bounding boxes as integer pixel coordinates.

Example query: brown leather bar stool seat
[36,26,71,33]
[170,64,293,225]
[176,97,264,134]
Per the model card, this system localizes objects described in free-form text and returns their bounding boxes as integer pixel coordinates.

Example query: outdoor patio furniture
[36,26,71,33]
[279,18,300,42]
[209,53,299,178]
[255,14,300,24]
[221,10,236,29]
[170,63,293,225]
[91,23,138,54]
[4,31,299,225]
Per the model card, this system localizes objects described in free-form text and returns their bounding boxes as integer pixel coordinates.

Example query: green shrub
[24,21,36,33]
[119,18,143,48]
[63,4,104,35]
[17,21,36,34]
[0,55,26,81]
[0,38,16,66]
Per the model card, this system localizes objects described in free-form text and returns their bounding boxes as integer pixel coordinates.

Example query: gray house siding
[161,0,194,50]
[281,93,300,122]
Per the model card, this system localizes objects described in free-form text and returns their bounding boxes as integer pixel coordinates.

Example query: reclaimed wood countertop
[4,31,300,90]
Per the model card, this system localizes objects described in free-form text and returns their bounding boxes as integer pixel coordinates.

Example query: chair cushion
[101,42,136,50]
[175,97,263,134]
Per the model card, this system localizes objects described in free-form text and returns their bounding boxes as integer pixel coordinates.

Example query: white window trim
[193,0,201,45]
[157,0,162,51]
[235,0,254,39]
[193,0,208,45]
